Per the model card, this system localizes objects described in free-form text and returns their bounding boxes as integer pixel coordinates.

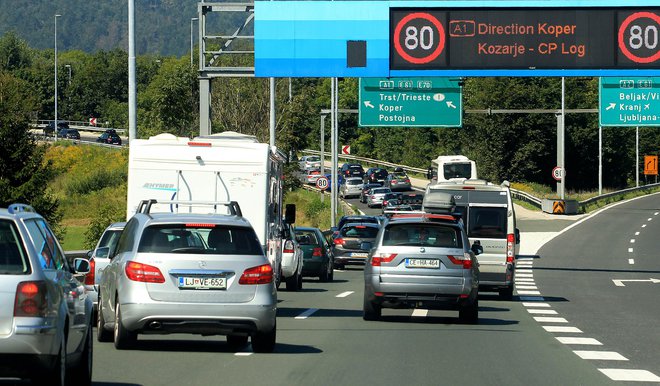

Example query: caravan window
[467,207,507,239]
[443,163,472,180]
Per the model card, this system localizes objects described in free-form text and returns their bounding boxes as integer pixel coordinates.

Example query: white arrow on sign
[363,101,374,109]
[446,101,456,109]
[605,103,616,111]
[612,278,660,287]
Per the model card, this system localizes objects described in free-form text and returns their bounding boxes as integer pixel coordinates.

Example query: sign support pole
[269,77,276,147]
[599,126,603,196]
[636,126,639,187]
[330,78,337,229]
[320,115,325,202]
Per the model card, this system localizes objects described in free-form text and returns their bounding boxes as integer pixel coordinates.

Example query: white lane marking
[516,273,534,278]
[519,296,544,302]
[515,279,535,284]
[295,308,319,319]
[556,337,601,345]
[629,259,635,265]
[517,290,541,295]
[635,231,640,236]
[656,212,659,216]
[527,309,558,315]
[598,369,660,382]
[648,218,653,221]
[522,302,550,307]
[516,269,534,274]
[411,309,428,317]
[235,352,253,357]
[516,263,533,267]
[516,286,538,290]
[642,224,647,228]
[534,317,568,323]
[543,326,582,333]
[574,351,628,361]
[516,257,535,261]
[630,239,635,243]
[629,247,634,253]
[336,291,354,298]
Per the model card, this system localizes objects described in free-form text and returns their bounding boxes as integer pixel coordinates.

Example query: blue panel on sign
[255,58,390,77]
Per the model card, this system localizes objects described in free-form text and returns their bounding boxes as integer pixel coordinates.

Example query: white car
[299,155,321,171]
[85,222,126,316]
[281,222,303,291]
[339,177,364,199]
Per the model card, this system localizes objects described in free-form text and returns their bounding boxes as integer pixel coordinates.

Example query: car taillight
[448,253,473,269]
[14,281,47,317]
[312,247,323,257]
[383,200,388,206]
[392,180,398,184]
[239,264,273,285]
[507,233,515,263]
[125,261,165,283]
[405,179,410,183]
[333,238,345,246]
[371,253,397,266]
[370,195,375,199]
[283,240,294,253]
[84,258,95,285]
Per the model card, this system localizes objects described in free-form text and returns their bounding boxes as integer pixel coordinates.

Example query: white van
[423,180,519,299]
[427,155,478,183]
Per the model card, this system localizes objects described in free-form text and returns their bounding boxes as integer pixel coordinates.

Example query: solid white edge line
[598,369,660,382]
[556,337,601,345]
[295,308,319,319]
[573,351,628,361]
[336,291,354,298]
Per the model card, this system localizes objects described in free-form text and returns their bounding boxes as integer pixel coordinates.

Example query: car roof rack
[136,199,243,217]
[7,203,36,214]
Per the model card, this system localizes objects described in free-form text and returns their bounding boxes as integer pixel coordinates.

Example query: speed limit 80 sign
[391,10,448,70]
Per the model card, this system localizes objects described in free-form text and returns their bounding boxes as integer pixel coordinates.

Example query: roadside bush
[83,202,125,249]
[66,169,127,195]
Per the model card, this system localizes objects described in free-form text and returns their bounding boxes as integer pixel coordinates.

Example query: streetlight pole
[191,17,198,67]
[54,14,61,141]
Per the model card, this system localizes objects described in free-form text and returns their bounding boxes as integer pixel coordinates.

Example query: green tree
[0,31,33,71]
[0,71,62,233]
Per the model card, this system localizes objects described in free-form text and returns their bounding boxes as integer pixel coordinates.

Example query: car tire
[97,298,113,342]
[334,262,345,270]
[251,323,276,353]
[35,332,65,386]
[68,321,93,386]
[319,262,330,282]
[227,334,249,351]
[363,298,381,321]
[459,298,479,324]
[499,286,514,300]
[285,272,300,291]
[114,301,137,350]
[328,261,334,281]
[297,271,303,290]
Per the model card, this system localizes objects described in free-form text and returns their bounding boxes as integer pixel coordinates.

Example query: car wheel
[319,262,330,282]
[68,321,93,386]
[459,298,479,324]
[35,334,65,386]
[114,301,137,349]
[363,297,382,321]
[227,334,249,351]
[252,323,276,353]
[297,271,303,290]
[285,272,300,291]
[499,286,514,300]
[328,260,334,281]
[97,297,113,342]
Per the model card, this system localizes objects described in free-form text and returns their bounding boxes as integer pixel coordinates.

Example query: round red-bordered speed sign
[393,12,446,65]
[316,176,329,190]
[618,11,660,64]
[552,167,565,181]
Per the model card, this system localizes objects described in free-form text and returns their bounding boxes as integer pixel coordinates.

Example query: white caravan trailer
[427,155,478,183]
[126,132,291,285]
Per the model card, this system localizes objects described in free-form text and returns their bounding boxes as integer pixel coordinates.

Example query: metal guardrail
[578,182,660,208]
[33,120,127,134]
[510,188,543,209]
[302,149,427,175]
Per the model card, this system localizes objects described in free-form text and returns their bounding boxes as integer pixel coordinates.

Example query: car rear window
[307,156,320,162]
[373,188,390,194]
[443,163,472,179]
[295,230,319,245]
[340,225,379,238]
[138,225,263,255]
[468,207,507,239]
[383,224,461,248]
[346,179,362,185]
[0,220,29,274]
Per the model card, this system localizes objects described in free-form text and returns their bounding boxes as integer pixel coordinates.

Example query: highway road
[88,189,660,385]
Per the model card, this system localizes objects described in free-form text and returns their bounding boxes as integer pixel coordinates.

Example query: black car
[44,121,69,136]
[332,215,381,238]
[96,129,122,145]
[57,128,81,140]
[360,183,383,203]
[364,167,388,184]
[340,163,365,178]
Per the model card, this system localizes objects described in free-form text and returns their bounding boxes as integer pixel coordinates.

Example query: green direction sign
[359,77,462,127]
[599,77,660,127]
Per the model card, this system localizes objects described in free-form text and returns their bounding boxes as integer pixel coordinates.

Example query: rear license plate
[405,258,440,269]
[178,276,226,290]
[351,252,368,258]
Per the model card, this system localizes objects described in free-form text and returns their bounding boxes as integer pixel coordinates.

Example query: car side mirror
[360,242,372,251]
[471,241,483,256]
[73,258,91,274]
[515,228,521,244]
[285,204,296,224]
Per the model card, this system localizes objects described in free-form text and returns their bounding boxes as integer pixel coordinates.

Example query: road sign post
[599,77,660,127]
[359,77,462,127]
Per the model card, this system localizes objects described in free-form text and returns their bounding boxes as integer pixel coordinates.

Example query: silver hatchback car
[97,201,277,353]
[0,204,93,386]
[366,187,392,208]
[363,213,481,323]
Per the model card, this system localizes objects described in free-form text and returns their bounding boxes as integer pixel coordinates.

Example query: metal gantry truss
[197,2,255,135]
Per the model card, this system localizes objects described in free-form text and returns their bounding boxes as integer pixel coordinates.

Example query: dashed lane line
[235,351,253,357]
[516,290,541,295]
[543,326,583,333]
[522,302,550,307]
[534,317,568,323]
[527,309,558,315]
[295,308,319,319]
[336,291,354,298]
[598,369,660,382]
[556,337,602,345]
[574,351,628,361]
[629,259,635,265]
[411,309,429,317]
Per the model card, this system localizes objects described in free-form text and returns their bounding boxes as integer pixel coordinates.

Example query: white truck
[427,155,478,183]
[126,131,295,287]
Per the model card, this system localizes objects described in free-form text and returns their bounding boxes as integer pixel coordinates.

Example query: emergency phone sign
[390,8,660,70]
